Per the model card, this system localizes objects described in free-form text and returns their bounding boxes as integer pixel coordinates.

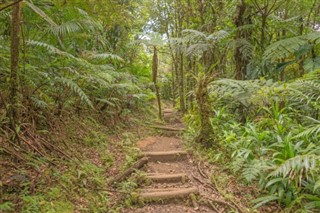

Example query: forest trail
[122,108,246,213]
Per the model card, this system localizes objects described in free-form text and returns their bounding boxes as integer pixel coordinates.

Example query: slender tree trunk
[9,0,22,139]
[280,10,288,81]
[179,51,185,112]
[174,51,179,107]
[166,30,177,107]
[298,17,305,77]
[152,46,162,120]
[261,15,267,55]
[198,0,205,30]
[171,63,175,105]
[177,4,185,113]
[234,0,250,80]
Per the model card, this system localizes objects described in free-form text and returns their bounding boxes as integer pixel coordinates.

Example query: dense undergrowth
[0,111,152,212]
[184,70,320,212]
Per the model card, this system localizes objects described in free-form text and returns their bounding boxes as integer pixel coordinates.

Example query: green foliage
[264,32,320,74]
[0,202,14,212]
[22,193,74,213]
[185,70,320,211]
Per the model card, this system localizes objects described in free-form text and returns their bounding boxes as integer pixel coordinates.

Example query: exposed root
[194,163,246,213]
[198,161,208,179]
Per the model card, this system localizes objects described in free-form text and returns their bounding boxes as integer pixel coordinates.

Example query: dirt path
[121,108,248,213]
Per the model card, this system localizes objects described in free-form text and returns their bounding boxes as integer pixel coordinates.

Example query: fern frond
[264,37,306,61]
[305,32,320,45]
[186,43,211,56]
[236,39,253,60]
[50,21,83,36]
[207,30,230,42]
[27,40,76,59]
[264,32,320,61]
[88,52,124,63]
[30,97,49,109]
[182,29,207,41]
[55,77,93,108]
[242,159,269,182]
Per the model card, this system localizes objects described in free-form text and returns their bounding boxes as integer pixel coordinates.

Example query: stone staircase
[136,148,199,204]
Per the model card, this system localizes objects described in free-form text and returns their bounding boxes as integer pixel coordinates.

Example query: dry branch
[110,157,149,185]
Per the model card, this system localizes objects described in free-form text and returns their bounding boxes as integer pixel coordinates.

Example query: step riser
[147,174,187,183]
[139,187,198,202]
[143,151,188,162]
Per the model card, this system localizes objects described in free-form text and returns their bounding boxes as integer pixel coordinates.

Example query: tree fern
[235,38,253,60]
[186,43,212,56]
[182,29,230,56]
[242,159,270,183]
[264,32,320,61]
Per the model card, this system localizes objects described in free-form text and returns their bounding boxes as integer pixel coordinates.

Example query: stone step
[138,187,198,202]
[163,109,174,114]
[146,173,188,183]
[142,151,188,162]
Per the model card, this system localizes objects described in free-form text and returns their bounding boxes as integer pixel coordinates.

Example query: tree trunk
[298,17,305,77]
[234,0,250,80]
[177,4,185,113]
[280,10,288,81]
[9,0,22,139]
[166,30,177,107]
[260,15,267,55]
[179,51,185,112]
[152,46,162,120]
[195,75,214,147]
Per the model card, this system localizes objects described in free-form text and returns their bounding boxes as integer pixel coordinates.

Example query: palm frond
[270,154,317,179]
[295,124,320,138]
[25,1,58,27]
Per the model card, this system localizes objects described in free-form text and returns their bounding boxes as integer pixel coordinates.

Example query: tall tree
[9,0,22,140]
[152,46,162,120]
[234,0,252,80]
